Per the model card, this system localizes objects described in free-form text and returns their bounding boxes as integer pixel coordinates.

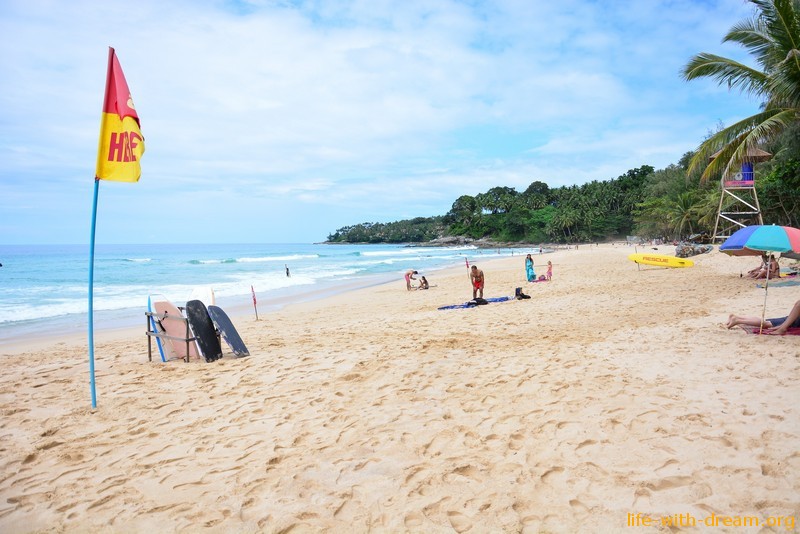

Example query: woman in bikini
[404,270,418,291]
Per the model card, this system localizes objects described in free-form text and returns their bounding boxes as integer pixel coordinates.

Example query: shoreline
[0,252,527,356]
[0,244,550,352]
[1,243,797,532]
[0,271,401,355]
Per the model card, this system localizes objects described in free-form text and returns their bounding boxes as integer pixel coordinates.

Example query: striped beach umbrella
[720,224,800,333]
[720,225,800,256]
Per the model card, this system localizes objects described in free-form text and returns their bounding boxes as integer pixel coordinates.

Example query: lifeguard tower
[711,147,772,243]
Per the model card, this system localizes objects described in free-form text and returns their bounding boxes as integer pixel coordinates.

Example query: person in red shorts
[470,265,484,299]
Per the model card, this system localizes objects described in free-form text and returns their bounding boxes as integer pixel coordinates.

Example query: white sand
[1,244,798,532]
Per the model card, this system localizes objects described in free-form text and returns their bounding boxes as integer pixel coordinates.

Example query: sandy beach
[1,244,798,533]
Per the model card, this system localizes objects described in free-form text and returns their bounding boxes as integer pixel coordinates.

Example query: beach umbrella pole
[759,257,772,334]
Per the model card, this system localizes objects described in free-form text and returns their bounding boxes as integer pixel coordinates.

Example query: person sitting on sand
[470,265,484,299]
[419,276,429,290]
[746,255,767,278]
[765,254,780,279]
[726,299,800,334]
[748,254,780,279]
[405,270,418,291]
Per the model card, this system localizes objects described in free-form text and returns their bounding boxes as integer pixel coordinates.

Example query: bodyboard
[147,294,169,362]
[208,305,250,357]
[188,286,216,307]
[185,299,223,362]
[628,253,694,268]
[151,295,199,361]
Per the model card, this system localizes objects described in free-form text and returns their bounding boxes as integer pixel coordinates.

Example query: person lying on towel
[726,299,800,334]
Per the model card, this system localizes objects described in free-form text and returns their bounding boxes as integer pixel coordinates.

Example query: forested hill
[327,123,800,246]
[326,166,654,244]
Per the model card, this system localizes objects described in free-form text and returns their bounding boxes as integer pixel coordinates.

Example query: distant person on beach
[726,299,800,334]
[761,254,780,279]
[470,265,484,298]
[747,254,779,279]
[525,254,535,282]
[746,255,767,278]
[285,264,290,277]
[405,270,418,291]
[419,276,429,290]
[546,261,553,281]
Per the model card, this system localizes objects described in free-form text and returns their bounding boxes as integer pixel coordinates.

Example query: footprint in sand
[655,459,679,473]
[569,498,589,515]
[404,465,428,485]
[450,464,482,482]
[645,475,693,491]
[404,512,424,528]
[540,466,565,484]
[447,510,472,533]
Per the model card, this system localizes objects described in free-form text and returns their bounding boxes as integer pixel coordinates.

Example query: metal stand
[145,311,195,362]
[712,174,763,243]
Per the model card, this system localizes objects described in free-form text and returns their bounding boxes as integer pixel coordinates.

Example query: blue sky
[0,0,759,244]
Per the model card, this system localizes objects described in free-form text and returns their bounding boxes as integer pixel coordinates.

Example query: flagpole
[251,285,259,321]
[88,178,100,409]
[89,47,144,409]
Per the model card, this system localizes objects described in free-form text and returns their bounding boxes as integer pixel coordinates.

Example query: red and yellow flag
[95,47,144,182]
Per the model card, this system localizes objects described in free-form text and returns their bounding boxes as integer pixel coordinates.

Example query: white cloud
[0,0,759,243]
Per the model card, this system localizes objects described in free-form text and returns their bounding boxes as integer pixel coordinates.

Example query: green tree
[665,191,702,238]
[447,195,479,228]
[682,0,800,181]
[486,186,519,213]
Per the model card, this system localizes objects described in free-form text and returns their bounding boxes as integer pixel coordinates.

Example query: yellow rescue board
[628,253,694,268]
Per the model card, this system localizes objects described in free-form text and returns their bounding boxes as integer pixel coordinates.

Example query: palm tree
[665,191,702,238]
[682,0,800,181]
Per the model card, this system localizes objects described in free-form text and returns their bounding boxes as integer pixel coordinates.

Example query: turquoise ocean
[0,243,535,344]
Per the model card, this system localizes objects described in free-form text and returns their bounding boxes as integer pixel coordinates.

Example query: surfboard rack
[145,311,196,362]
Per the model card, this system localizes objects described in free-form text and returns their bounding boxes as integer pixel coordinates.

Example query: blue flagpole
[88,178,100,409]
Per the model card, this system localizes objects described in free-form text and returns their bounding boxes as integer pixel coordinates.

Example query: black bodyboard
[207,305,250,357]
[185,299,223,362]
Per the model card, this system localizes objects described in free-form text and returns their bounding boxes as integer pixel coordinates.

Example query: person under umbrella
[727,299,800,335]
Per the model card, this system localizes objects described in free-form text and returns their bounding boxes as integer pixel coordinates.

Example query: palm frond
[682,53,769,96]
[685,0,800,182]
[725,19,774,67]
[689,107,798,181]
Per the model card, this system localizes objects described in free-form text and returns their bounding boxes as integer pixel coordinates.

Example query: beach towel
[756,279,800,288]
[738,325,800,336]
[438,296,511,310]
